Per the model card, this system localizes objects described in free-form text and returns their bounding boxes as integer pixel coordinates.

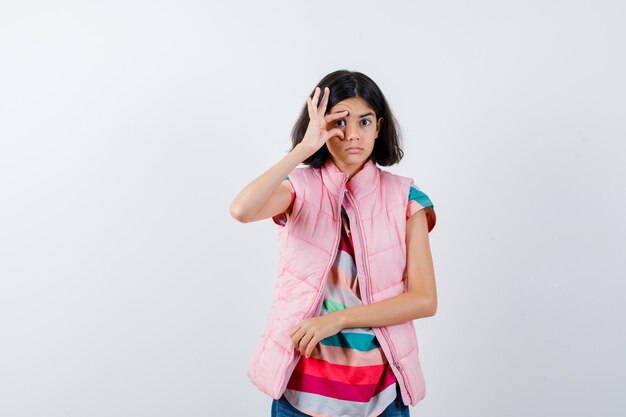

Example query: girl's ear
[376,117,384,136]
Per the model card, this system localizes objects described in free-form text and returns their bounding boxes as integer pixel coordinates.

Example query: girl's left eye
[361,120,371,126]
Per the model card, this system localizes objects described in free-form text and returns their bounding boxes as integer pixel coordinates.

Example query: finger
[291,327,307,348]
[318,86,329,114]
[324,109,348,124]
[306,96,316,119]
[296,330,307,351]
[290,328,300,347]
[298,332,315,355]
[304,336,319,357]
[327,128,345,140]
[308,88,321,120]
[311,86,320,107]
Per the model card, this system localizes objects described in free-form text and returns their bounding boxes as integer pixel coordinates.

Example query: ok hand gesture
[299,86,348,154]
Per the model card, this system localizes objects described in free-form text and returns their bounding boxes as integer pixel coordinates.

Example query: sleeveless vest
[247,157,427,406]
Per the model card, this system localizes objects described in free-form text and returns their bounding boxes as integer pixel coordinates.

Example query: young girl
[230,70,437,417]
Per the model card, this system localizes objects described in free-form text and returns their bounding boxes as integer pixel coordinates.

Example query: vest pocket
[276,268,318,318]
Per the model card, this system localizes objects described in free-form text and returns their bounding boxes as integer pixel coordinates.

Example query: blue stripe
[409,185,433,208]
[320,331,380,351]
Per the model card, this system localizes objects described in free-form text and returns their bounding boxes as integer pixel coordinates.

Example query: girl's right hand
[299,86,348,154]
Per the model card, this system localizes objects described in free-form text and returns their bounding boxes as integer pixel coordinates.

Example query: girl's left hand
[289,314,344,358]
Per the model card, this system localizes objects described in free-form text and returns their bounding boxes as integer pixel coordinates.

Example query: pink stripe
[287,368,397,402]
[294,356,389,385]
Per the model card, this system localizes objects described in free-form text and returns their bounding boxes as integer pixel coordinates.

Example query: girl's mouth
[346,147,363,153]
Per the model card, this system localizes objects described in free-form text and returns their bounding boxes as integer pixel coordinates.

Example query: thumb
[327,128,344,140]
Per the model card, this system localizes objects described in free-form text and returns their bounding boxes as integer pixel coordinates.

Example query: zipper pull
[393,360,403,371]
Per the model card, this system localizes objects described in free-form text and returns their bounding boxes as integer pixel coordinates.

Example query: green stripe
[284,176,290,180]
[320,332,380,351]
[322,298,347,313]
[409,185,433,208]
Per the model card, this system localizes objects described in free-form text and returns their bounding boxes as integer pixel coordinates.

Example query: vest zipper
[345,190,415,405]
[278,173,350,395]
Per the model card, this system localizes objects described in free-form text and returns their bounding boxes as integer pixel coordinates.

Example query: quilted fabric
[247,158,432,406]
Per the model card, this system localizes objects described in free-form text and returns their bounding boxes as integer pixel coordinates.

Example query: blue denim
[271,383,410,417]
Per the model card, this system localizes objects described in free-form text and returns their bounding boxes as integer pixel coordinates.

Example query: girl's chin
[335,157,369,167]
[330,151,372,165]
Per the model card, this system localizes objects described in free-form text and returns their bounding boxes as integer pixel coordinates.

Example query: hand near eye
[299,86,347,154]
[288,314,344,357]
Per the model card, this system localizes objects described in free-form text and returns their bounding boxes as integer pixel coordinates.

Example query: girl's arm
[230,86,347,224]
[338,207,437,327]
[229,143,314,223]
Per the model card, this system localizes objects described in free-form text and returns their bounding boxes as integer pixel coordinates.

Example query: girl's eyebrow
[332,111,375,118]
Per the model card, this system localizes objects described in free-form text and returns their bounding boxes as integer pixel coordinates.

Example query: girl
[230,70,437,417]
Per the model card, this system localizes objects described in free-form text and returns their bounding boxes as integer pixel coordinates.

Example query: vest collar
[320,157,380,199]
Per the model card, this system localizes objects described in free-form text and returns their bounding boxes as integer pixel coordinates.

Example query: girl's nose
[344,122,360,141]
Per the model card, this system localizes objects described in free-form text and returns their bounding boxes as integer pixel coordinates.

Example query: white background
[1,1,625,416]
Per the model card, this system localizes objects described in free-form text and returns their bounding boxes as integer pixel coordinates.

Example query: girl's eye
[336,119,371,127]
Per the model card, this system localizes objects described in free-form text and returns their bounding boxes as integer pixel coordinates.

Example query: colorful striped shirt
[271,175,435,417]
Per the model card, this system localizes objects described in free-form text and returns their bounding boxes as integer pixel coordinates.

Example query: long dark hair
[290,70,404,168]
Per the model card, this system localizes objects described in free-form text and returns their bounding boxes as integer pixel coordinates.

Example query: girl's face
[325,97,382,175]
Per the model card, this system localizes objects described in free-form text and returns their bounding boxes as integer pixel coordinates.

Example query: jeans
[271,383,410,417]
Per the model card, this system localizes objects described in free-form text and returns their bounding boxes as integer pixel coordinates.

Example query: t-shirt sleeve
[271,176,296,226]
[407,180,437,232]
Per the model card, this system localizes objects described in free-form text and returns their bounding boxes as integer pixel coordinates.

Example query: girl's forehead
[330,97,374,114]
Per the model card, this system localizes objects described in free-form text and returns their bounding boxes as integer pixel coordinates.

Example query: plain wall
[1,1,625,416]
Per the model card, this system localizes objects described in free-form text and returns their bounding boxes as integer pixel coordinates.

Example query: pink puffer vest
[247,157,427,406]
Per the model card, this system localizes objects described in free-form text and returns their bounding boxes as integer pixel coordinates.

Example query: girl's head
[290,70,403,169]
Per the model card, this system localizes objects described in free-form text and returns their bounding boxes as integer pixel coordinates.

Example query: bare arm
[229,86,347,223]
[336,208,437,328]
[229,143,314,223]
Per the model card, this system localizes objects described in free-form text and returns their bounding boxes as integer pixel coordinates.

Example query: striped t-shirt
[272,176,435,417]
